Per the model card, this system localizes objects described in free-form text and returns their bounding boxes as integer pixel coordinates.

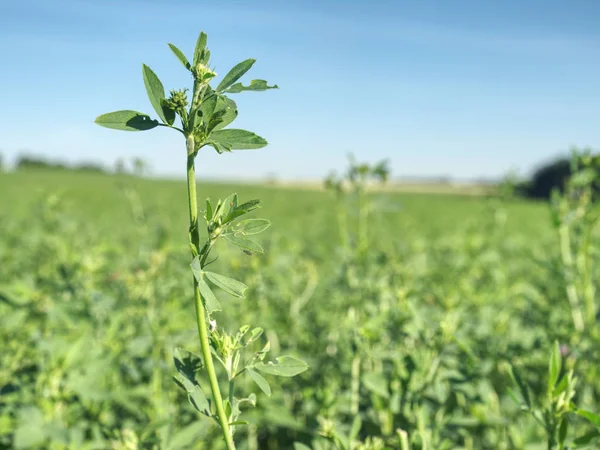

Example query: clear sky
[1,0,599,181]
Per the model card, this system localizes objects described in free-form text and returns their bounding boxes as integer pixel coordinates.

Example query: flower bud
[165,89,189,114]
[193,63,217,83]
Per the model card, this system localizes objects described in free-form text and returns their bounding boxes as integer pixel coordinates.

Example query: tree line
[0,154,149,176]
[512,148,599,200]
[0,150,597,200]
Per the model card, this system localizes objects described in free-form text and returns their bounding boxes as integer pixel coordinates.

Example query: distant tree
[523,149,600,200]
[16,155,67,171]
[14,154,107,173]
[74,162,107,173]
[526,158,572,199]
[0,153,4,172]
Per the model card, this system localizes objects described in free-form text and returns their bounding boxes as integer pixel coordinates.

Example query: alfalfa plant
[95,31,307,449]
[550,149,600,336]
[509,342,600,449]
[324,155,390,254]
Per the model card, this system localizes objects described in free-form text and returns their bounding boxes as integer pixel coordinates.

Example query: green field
[1,170,599,449]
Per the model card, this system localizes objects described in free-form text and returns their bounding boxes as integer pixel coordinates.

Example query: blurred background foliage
[1,149,600,449]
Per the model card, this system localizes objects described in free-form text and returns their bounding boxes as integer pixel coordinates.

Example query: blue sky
[1,0,599,180]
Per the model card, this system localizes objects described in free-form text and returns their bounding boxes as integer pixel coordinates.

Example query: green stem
[558,222,585,332]
[338,207,349,250]
[579,221,596,329]
[397,429,410,450]
[248,424,258,450]
[350,355,360,415]
[186,136,236,450]
[357,186,368,253]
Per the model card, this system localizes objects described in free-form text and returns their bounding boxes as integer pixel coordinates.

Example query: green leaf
[212,97,238,131]
[14,407,46,449]
[204,271,248,298]
[247,368,271,396]
[163,105,175,126]
[362,373,389,398]
[190,257,223,313]
[193,32,208,65]
[202,49,211,65]
[532,409,545,426]
[219,193,238,222]
[570,168,597,187]
[190,256,202,280]
[222,199,261,224]
[206,141,231,154]
[199,92,218,126]
[553,372,570,397]
[173,348,203,381]
[572,430,600,448]
[577,410,600,429]
[95,110,159,131]
[208,129,268,150]
[226,79,278,93]
[172,348,210,416]
[234,218,271,235]
[224,234,264,254]
[256,341,270,361]
[294,443,312,450]
[197,278,222,314]
[217,58,256,92]
[349,415,362,442]
[255,356,308,377]
[244,327,264,345]
[236,199,262,213]
[189,85,214,131]
[205,198,213,221]
[190,256,223,314]
[549,340,562,392]
[558,419,568,448]
[168,43,191,70]
[173,374,210,415]
[142,64,172,125]
[508,365,531,409]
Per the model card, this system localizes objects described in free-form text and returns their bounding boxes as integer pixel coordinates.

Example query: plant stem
[397,429,410,450]
[350,355,360,415]
[579,221,596,330]
[558,223,585,332]
[186,136,236,450]
[357,185,368,253]
[248,424,258,450]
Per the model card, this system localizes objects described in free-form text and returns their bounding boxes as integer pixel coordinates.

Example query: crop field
[2,18,600,450]
[2,168,600,450]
